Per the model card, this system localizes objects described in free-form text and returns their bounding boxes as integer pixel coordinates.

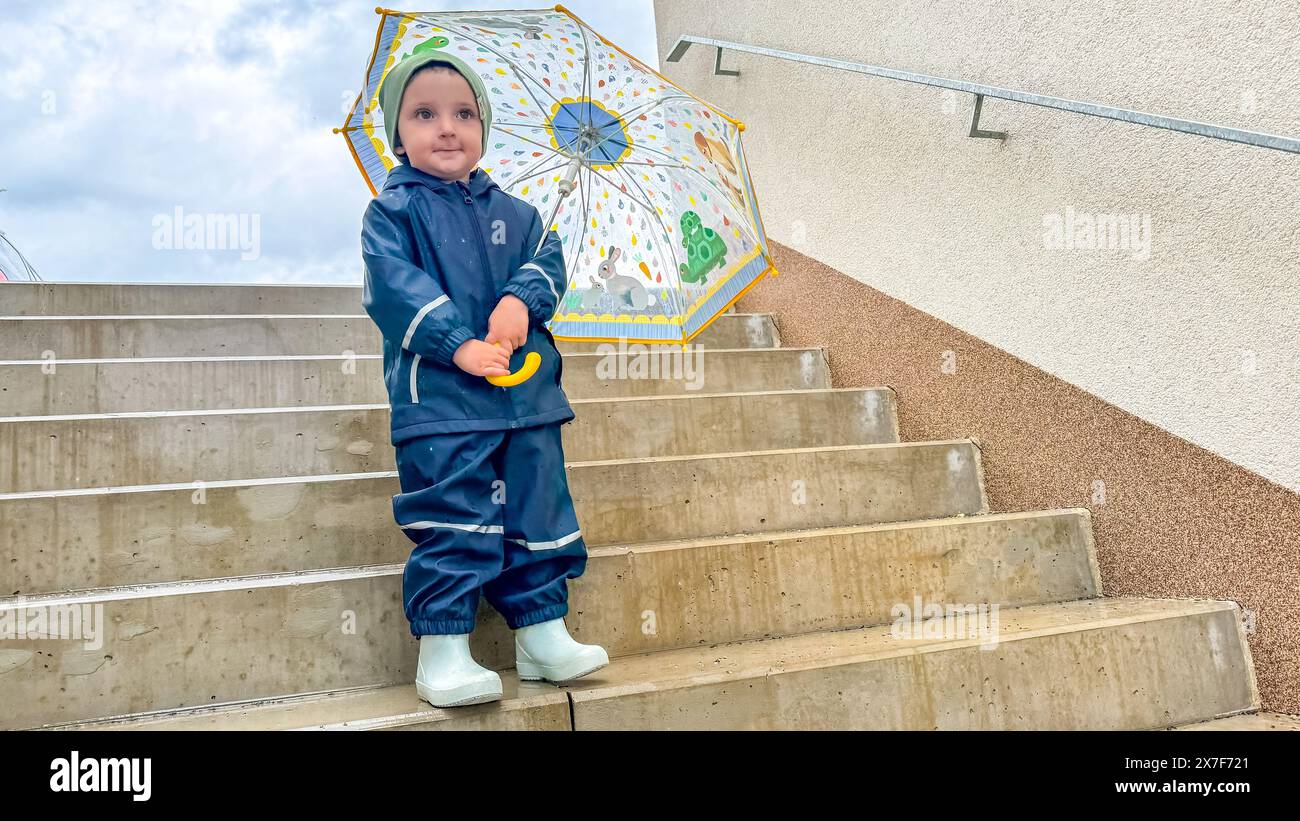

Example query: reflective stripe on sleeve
[519,261,559,303]
[400,520,505,535]
[506,528,583,551]
[402,295,450,350]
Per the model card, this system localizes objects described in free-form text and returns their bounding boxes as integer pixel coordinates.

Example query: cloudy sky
[0,0,660,283]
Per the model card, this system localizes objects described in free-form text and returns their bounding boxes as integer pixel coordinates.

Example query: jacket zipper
[458,181,515,416]
[457,181,492,275]
[408,185,478,406]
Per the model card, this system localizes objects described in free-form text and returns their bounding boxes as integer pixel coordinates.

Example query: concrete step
[2,507,1093,728]
[58,676,572,731]
[0,347,831,415]
[1,282,366,316]
[560,598,1258,730]
[43,598,1256,731]
[1169,711,1300,730]
[3,440,988,594]
[0,313,779,358]
[0,388,898,492]
[1,282,748,325]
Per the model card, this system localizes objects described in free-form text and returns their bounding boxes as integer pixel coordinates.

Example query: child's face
[393,68,484,183]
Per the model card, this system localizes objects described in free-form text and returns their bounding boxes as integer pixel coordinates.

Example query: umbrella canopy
[337,5,776,345]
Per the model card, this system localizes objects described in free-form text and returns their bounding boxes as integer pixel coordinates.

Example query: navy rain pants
[392,421,587,636]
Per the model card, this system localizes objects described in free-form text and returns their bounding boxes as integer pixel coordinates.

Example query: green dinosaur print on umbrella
[411,36,450,55]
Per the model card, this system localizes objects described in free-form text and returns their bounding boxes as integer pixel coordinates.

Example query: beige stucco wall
[652,0,1300,492]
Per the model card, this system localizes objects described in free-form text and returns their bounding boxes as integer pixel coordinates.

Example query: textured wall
[737,239,1300,714]
[653,0,1300,492]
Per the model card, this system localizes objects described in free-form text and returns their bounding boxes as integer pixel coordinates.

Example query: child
[359,49,608,708]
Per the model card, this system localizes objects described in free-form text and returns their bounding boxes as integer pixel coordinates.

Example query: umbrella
[336,5,776,346]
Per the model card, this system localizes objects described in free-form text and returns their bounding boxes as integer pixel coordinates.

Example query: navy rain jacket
[360,162,575,445]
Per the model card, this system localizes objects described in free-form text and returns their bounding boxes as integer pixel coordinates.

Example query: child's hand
[486,294,529,355]
[452,338,511,377]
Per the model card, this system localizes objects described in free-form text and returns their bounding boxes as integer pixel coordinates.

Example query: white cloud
[0,0,660,284]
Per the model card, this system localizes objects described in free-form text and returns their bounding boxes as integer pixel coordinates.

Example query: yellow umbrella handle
[486,341,541,387]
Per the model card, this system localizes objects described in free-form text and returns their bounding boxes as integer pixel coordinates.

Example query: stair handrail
[667,35,1300,155]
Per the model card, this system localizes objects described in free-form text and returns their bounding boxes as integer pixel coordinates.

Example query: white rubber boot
[415,633,503,708]
[514,617,609,683]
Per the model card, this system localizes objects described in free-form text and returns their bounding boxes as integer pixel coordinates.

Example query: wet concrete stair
[0,282,1262,730]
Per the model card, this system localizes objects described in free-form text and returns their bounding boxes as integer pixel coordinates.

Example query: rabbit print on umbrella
[580,245,659,313]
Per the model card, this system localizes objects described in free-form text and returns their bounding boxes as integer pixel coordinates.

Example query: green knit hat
[378,48,493,161]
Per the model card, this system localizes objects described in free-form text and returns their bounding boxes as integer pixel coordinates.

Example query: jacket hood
[382,161,500,198]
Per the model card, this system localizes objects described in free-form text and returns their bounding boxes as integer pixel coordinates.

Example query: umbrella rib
[564,164,592,290]
[590,162,684,320]
[504,120,575,134]
[512,63,565,122]
[500,156,572,192]
[578,25,593,125]
[415,14,569,113]
[612,160,676,242]
[579,162,599,281]
[580,114,635,166]
[509,62,565,113]
[578,161,593,239]
[611,93,695,127]
[612,157,752,232]
[608,160,683,316]
[615,138,687,164]
[584,163,656,217]
[496,126,575,158]
[581,94,696,161]
[611,158,692,167]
